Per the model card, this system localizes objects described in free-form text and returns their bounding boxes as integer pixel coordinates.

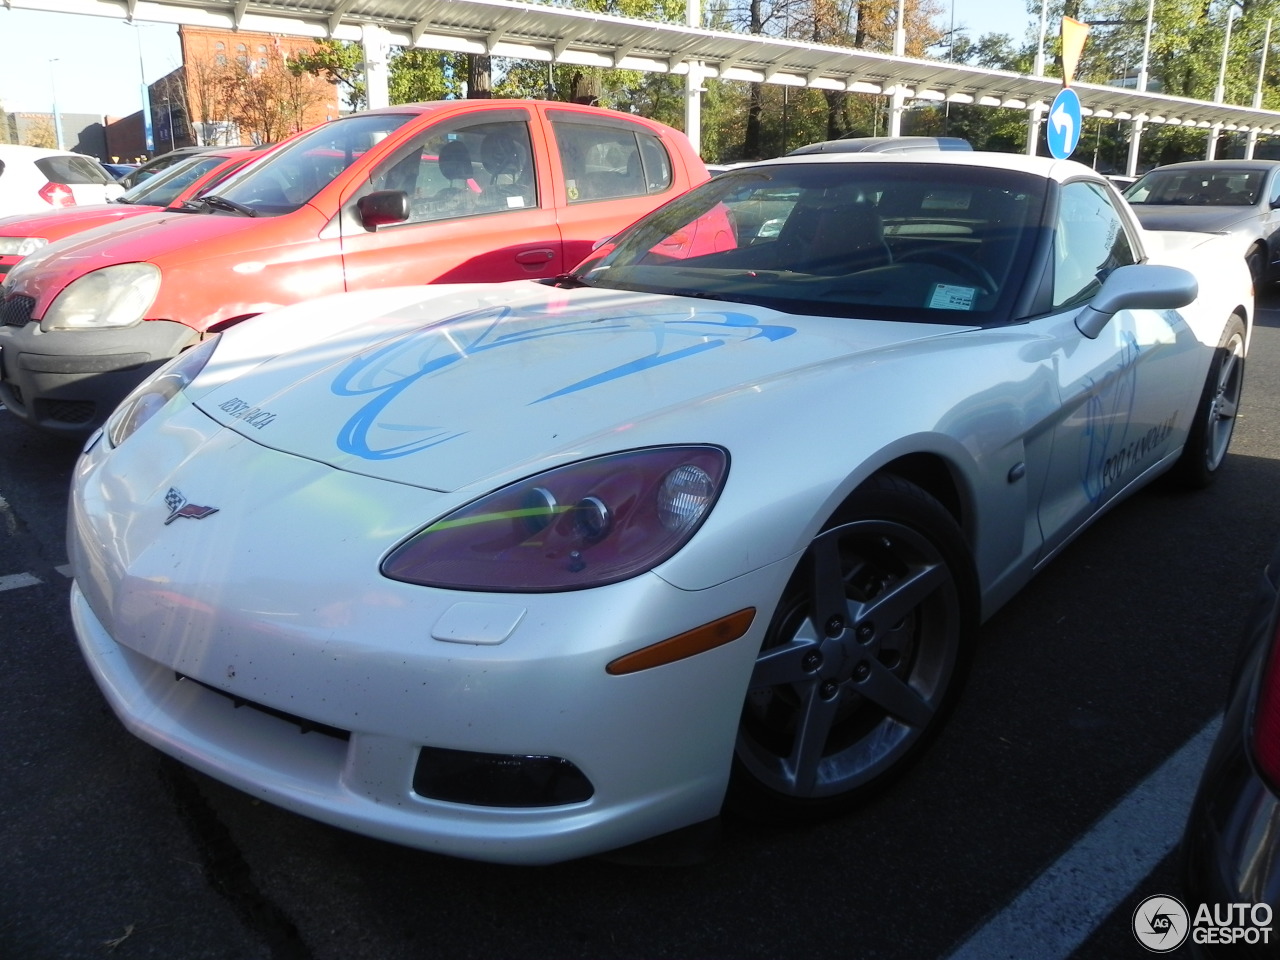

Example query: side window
[1269,172,1280,207]
[1053,180,1136,309]
[553,121,671,203]
[368,118,536,225]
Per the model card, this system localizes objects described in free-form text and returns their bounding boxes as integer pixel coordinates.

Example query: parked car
[116,146,220,189]
[66,151,1251,864]
[101,162,140,180]
[0,100,707,437]
[1123,160,1280,287]
[0,144,123,217]
[0,147,265,278]
[788,136,972,156]
[1180,536,1280,957]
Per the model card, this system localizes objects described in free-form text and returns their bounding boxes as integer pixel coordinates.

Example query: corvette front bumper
[68,410,788,864]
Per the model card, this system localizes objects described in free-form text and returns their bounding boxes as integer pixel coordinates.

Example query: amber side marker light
[606,608,756,675]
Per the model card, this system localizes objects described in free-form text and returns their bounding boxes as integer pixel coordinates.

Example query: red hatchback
[0,100,707,436]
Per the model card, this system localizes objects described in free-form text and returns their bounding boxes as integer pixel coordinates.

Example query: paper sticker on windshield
[929,284,977,310]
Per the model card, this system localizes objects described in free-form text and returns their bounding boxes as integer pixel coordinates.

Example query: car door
[1031,179,1205,563]
[337,108,564,288]
[546,110,684,269]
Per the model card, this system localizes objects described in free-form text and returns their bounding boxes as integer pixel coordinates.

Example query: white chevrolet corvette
[68,152,1251,864]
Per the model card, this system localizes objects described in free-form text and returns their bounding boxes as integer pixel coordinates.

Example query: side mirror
[1074,263,1198,339]
[357,190,410,229]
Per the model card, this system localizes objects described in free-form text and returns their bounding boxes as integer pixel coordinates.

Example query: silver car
[1124,159,1280,288]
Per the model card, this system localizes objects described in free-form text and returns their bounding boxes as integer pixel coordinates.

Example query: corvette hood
[1129,204,1263,234]
[194,284,974,492]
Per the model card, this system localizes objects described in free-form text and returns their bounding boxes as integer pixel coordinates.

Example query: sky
[0,1,1036,118]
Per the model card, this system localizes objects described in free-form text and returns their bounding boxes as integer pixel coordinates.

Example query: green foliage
[389,49,467,103]
[289,38,366,110]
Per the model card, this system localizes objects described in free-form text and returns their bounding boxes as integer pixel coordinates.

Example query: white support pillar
[890,0,905,136]
[363,23,391,110]
[1126,118,1145,175]
[1027,0,1049,156]
[685,0,702,155]
[685,61,703,156]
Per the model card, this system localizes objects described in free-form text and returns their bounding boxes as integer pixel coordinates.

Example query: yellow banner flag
[1061,16,1090,87]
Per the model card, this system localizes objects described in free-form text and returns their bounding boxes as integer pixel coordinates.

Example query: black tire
[1172,315,1246,489]
[1246,245,1268,291]
[727,473,978,821]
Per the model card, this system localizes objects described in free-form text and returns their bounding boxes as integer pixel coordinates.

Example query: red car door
[336,106,564,288]
[541,106,697,269]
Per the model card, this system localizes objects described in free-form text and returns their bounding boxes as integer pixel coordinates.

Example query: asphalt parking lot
[3,296,1279,960]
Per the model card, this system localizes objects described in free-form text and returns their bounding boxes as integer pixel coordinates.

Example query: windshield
[118,154,229,206]
[1124,168,1263,206]
[209,112,417,216]
[574,162,1047,322]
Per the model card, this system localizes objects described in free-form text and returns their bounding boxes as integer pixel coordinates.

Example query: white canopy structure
[10,0,1280,154]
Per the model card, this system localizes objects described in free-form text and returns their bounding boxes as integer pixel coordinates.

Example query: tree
[290,38,367,110]
[222,46,329,144]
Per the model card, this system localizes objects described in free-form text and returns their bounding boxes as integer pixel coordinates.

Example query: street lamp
[1125,0,1156,176]
[1247,18,1273,158]
[1025,0,1050,156]
[48,58,64,150]
[1209,4,1242,160]
[125,21,156,154]
[1215,4,1241,103]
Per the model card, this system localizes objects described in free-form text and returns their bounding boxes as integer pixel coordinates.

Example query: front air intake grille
[177,673,351,741]
[1,294,34,327]
[38,399,96,425]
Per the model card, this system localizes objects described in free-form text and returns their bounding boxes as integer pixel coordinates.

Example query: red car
[0,147,265,279]
[0,100,707,436]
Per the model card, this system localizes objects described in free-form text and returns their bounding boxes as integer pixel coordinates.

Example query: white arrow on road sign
[1051,101,1074,150]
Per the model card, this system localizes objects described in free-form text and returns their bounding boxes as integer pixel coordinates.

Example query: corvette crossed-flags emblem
[163,487,219,525]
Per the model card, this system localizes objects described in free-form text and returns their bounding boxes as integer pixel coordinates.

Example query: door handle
[515,249,556,265]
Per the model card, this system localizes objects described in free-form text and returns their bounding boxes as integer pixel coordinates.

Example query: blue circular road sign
[1046,88,1082,160]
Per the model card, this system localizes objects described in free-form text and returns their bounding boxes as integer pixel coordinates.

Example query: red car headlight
[381,446,728,592]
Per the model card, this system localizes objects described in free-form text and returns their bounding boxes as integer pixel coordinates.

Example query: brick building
[105,25,340,158]
[177,25,340,146]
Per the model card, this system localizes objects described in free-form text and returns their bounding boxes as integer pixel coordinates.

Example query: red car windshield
[208,113,417,216]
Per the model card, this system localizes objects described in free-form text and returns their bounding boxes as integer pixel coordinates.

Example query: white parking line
[942,716,1222,960]
[0,572,43,592]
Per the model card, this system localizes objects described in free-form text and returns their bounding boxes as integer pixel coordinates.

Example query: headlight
[0,237,48,257]
[41,263,161,331]
[382,446,728,592]
[106,335,220,447]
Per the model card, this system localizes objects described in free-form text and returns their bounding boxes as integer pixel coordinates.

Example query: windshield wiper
[544,273,593,288]
[199,194,258,217]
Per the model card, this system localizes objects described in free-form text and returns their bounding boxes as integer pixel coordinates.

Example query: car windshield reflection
[211,113,417,216]
[576,163,1048,323]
